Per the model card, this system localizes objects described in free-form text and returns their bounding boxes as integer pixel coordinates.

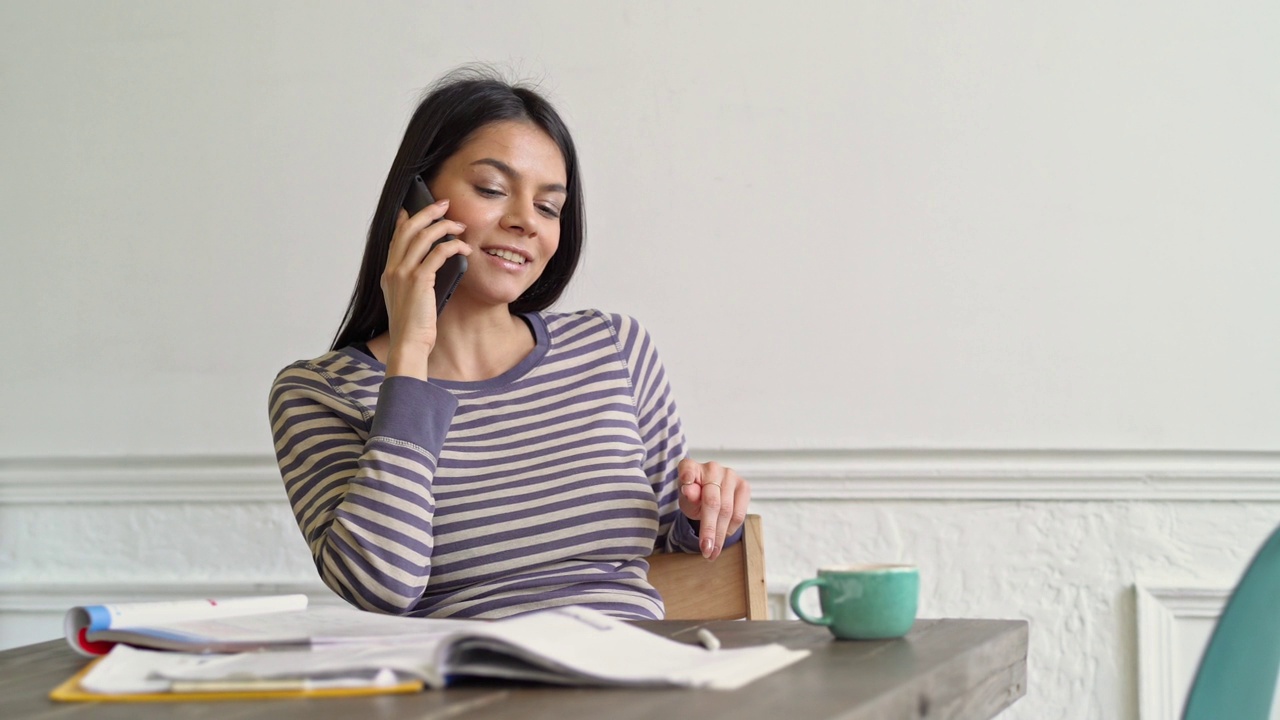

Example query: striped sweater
[268,310,729,620]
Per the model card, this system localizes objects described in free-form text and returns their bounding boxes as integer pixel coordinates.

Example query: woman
[268,68,750,620]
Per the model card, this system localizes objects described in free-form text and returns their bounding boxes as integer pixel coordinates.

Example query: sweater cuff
[370,376,457,457]
[669,512,700,551]
[670,513,745,552]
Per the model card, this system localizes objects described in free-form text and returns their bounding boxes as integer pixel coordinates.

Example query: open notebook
[55,595,808,700]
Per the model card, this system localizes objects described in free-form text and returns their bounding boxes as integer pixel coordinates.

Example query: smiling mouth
[485,248,528,265]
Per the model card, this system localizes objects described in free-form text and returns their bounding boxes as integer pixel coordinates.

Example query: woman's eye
[475,186,503,197]
[538,204,562,219]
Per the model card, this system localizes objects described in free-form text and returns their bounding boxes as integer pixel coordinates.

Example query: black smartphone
[402,175,468,315]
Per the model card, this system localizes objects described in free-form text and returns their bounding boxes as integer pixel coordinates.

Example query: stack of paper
[54,596,810,701]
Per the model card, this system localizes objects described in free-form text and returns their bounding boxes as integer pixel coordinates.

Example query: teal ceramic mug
[789,564,919,640]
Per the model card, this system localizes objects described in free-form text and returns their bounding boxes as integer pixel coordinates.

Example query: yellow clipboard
[50,657,424,702]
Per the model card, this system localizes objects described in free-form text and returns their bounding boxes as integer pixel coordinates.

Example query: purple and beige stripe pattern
[268,310,709,620]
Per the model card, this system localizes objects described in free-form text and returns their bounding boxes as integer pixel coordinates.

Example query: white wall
[2,2,1278,718]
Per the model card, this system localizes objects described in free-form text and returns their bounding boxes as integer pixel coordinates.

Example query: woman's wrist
[385,346,430,381]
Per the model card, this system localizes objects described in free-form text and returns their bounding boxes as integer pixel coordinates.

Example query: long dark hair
[330,67,586,351]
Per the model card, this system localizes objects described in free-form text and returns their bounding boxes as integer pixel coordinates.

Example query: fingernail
[701,538,713,558]
[439,199,450,208]
[456,222,466,230]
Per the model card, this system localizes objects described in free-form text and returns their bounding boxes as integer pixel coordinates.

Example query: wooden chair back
[646,514,768,620]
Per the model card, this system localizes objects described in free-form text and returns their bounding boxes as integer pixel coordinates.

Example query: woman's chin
[453,284,536,310]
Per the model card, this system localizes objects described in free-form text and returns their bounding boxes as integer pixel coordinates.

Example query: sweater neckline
[344,312,549,392]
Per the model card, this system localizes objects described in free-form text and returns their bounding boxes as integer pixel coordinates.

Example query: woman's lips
[481,246,532,270]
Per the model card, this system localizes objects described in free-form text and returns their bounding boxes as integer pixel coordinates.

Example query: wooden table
[0,619,1028,719]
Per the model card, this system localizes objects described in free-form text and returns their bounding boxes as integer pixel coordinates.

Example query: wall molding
[1135,584,1232,720]
[2,449,1280,504]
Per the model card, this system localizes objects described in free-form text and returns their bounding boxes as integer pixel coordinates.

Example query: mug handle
[789,578,833,627]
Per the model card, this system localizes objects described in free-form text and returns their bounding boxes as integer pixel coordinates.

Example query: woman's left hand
[677,458,751,560]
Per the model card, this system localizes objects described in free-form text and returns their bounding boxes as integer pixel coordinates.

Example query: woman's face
[428,120,568,309]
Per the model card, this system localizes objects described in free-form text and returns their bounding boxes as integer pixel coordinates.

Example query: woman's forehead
[453,121,567,185]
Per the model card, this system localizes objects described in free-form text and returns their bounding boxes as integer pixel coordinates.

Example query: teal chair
[1182,522,1280,720]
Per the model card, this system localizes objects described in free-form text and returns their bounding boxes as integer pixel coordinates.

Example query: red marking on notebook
[77,628,116,656]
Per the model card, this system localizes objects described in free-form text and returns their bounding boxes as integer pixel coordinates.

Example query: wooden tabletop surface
[0,618,1028,720]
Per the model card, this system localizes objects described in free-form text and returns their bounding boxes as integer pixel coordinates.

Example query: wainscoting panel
[3,451,1279,720]
[1135,584,1279,720]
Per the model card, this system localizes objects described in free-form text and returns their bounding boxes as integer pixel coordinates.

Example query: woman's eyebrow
[470,158,567,194]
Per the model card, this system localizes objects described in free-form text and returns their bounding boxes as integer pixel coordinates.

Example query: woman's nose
[501,204,537,236]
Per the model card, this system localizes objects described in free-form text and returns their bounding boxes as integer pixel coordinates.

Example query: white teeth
[486,249,526,265]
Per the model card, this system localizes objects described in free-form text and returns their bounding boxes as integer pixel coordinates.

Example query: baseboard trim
[2,449,1279,504]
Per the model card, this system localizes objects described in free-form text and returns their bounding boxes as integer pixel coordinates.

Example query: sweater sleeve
[268,362,457,614]
[604,313,742,554]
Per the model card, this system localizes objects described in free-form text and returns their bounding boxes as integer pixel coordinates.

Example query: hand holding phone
[402,175,468,314]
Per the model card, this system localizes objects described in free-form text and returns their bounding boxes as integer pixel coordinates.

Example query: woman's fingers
[381,231,470,315]
[712,469,749,561]
[677,459,702,517]
[706,466,747,561]
[677,458,751,560]
[379,198,472,363]
[698,462,727,559]
[388,199,453,268]
[409,236,471,279]
[397,219,468,276]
